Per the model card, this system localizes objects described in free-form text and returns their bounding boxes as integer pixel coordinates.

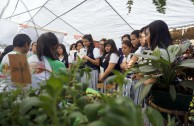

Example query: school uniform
[120,53,134,98]
[59,55,69,68]
[101,53,119,92]
[81,48,101,90]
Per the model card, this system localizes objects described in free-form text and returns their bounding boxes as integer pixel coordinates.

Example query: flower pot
[150,90,192,111]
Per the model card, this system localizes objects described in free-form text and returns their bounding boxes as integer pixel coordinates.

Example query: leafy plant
[127,0,194,14]
[0,58,178,126]
[133,41,194,101]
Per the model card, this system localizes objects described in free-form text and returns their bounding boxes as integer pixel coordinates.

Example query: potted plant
[133,40,194,112]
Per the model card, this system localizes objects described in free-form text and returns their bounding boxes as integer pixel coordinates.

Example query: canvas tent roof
[0,0,194,48]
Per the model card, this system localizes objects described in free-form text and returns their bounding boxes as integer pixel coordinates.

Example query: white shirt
[1,51,18,68]
[109,53,119,63]
[122,54,132,63]
[93,48,101,59]
[134,46,142,54]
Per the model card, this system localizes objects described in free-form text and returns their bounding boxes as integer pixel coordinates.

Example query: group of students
[0,20,173,95]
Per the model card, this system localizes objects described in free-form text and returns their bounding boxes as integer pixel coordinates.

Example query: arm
[84,56,100,66]
[99,63,116,81]
[127,55,138,69]
[120,61,127,71]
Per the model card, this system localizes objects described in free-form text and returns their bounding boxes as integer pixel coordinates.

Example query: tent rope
[8,0,19,20]
[17,0,42,38]
[41,0,87,28]
[5,6,42,19]
[44,6,84,35]
[24,0,50,25]
[104,0,134,30]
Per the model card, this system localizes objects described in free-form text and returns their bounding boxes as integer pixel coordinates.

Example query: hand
[143,78,156,86]
[82,55,89,60]
[126,60,134,69]
[132,73,144,80]
[120,61,127,70]
[99,74,104,82]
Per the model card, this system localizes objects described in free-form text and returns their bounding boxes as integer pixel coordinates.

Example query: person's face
[23,43,30,53]
[122,36,130,41]
[57,46,63,55]
[145,28,150,48]
[71,45,76,50]
[130,34,139,48]
[139,33,146,47]
[76,43,83,51]
[122,44,132,55]
[31,43,37,53]
[99,41,104,51]
[82,38,90,48]
[105,44,111,53]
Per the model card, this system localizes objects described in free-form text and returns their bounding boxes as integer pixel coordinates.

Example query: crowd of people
[0,20,193,99]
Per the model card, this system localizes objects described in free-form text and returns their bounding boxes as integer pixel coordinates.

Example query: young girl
[130,30,141,53]
[28,32,65,88]
[57,43,69,68]
[27,42,37,57]
[99,39,120,92]
[82,34,100,90]
[120,40,133,72]
[120,40,134,97]
[75,40,84,58]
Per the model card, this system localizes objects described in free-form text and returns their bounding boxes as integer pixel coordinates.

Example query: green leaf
[169,85,176,101]
[160,49,175,63]
[152,46,161,58]
[145,107,164,126]
[134,76,150,89]
[83,103,101,121]
[87,121,107,126]
[133,53,159,61]
[177,41,191,56]
[180,80,194,89]
[46,77,63,98]
[69,112,87,126]
[167,44,181,56]
[34,114,47,124]
[20,97,41,115]
[178,59,194,68]
[103,112,130,126]
[140,84,153,103]
[139,65,157,73]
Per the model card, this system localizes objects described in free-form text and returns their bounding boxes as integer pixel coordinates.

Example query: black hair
[100,38,107,43]
[30,42,37,51]
[139,26,148,34]
[70,43,76,50]
[122,40,133,48]
[82,34,95,55]
[13,34,31,47]
[148,20,172,50]
[36,32,59,61]
[131,30,140,38]
[57,43,68,66]
[0,45,14,63]
[75,40,84,48]
[121,34,130,41]
[104,39,119,60]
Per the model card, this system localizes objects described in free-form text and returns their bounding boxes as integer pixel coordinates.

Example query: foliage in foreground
[0,60,176,126]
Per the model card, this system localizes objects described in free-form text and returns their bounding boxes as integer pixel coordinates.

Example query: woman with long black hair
[82,34,100,90]
[57,43,69,68]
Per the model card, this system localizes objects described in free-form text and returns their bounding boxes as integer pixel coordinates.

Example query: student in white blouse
[99,39,120,90]
[82,34,101,90]
[120,40,133,72]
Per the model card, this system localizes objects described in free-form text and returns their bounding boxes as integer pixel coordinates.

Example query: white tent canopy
[0,0,194,48]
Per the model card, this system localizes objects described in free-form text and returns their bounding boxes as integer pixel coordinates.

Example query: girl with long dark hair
[57,43,69,68]
[82,34,100,90]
